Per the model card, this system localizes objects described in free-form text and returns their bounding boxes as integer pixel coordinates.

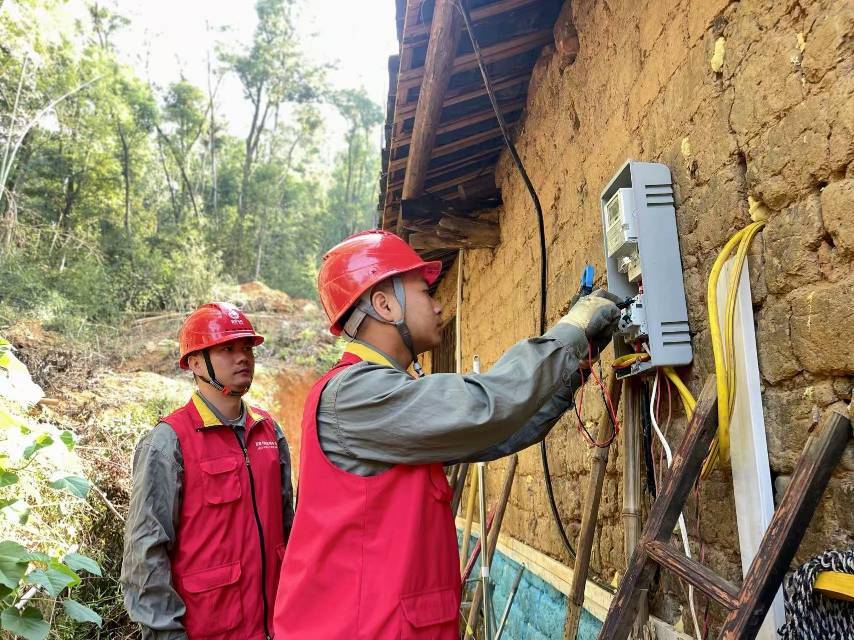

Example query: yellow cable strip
[612,353,650,369]
[704,221,766,477]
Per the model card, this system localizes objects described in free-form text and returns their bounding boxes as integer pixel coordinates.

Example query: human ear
[370,287,401,322]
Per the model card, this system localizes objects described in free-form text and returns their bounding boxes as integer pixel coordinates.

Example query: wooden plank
[389,145,502,190]
[386,166,495,207]
[645,541,740,610]
[397,28,554,89]
[393,97,525,147]
[399,192,502,221]
[410,232,497,251]
[401,0,463,206]
[719,409,852,639]
[598,376,719,640]
[423,166,493,194]
[393,72,530,121]
[390,126,505,172]
[403,0,542,43]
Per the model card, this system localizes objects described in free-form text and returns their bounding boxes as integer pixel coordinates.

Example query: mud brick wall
[430,0,853,631]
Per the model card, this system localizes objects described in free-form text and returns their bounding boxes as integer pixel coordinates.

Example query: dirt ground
[0,282,335,636]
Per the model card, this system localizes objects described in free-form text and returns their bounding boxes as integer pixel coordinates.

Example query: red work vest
[273,349,461,639]
[163,395,287,640]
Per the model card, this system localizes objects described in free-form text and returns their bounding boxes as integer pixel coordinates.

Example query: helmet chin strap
[199,349,249,396]
[343,276,425,377]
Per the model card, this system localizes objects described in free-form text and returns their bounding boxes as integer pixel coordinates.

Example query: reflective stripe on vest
[273,346,461,639]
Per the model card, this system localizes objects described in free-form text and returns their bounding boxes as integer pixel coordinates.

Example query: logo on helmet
[228,308,244,325]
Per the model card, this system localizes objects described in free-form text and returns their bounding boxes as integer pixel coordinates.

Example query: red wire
[574,341,621,448]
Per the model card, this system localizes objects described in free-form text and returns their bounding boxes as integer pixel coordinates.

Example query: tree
[222,0,325,275]
[319,88,383,252]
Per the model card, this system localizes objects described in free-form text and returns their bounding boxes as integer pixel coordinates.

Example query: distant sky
[110,0,398,154]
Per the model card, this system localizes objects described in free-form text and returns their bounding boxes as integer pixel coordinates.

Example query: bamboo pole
[463,454,518,640]
[563,374,623,639]
[460,468,479,573]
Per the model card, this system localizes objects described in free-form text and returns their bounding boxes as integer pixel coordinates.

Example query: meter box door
[600,160,692,377]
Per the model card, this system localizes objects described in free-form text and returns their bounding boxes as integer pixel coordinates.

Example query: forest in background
[0,0,383,335]
[0,1,382,637]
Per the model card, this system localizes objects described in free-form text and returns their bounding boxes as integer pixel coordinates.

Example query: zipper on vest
[233,429,272,640]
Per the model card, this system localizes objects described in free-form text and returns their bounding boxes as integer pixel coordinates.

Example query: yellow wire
[705,221,765,476]
[657,220,765,479]
[612,353,650,369]
[663,366,695,415]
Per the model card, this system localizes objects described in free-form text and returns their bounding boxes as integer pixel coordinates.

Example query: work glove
[558,288,621,356]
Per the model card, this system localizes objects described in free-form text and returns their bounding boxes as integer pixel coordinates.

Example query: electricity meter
[600,161,693,377]
[604,188,641,282]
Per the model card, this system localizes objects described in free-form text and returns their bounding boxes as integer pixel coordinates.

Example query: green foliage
[1,3,385,633]
[0,401,103,639]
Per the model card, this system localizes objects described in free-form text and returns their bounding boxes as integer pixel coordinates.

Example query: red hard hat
[318,230,442,335]
[177,302,264,369]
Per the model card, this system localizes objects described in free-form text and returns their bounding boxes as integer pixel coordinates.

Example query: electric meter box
[600,160,692,377]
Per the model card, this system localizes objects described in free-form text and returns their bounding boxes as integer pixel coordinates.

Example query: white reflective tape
[481,567,489,578]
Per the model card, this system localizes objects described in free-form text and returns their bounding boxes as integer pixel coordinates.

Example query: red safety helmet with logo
[318,230,442,336]
[178,302,264,368]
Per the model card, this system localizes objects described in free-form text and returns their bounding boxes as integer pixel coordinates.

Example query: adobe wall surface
[436,0,853,631]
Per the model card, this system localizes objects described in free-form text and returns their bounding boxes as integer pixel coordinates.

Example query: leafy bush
[0,343,103,639]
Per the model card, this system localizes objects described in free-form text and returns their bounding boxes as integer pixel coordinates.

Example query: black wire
[640,380,657,498]
[456,0,575,563]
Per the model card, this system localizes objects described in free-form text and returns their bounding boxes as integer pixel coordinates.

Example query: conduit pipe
[621,377,648,635]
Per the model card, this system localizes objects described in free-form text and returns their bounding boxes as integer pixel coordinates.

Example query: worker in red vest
[122,302,293,640]
[273,230,620,638]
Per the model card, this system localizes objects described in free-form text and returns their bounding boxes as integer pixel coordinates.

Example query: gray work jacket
[318,322,588,476]
[120,395,294,640]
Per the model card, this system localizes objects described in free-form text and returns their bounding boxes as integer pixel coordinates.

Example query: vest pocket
[200,457,242,505]
[179,561,243,636]
[399,587,458,638]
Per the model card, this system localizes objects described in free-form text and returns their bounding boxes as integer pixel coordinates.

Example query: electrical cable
[650,372,702,640]
[703,219,766,477]
[639,380,657,497]
[455,0,578,566]
[573,343,621,448]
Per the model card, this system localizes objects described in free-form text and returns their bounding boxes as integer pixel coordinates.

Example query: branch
[0,73,103,192]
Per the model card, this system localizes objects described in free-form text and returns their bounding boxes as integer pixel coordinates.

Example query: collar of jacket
[191,392,263,430]
[343,341,402,370]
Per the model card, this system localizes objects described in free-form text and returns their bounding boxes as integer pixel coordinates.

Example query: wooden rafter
[393,97,525,148]
[389,126,505,172]
[401,0,463,206]
[397,28,554,89]
[402,0,543,43]
[393,71,529,121]
[389,145,502,190]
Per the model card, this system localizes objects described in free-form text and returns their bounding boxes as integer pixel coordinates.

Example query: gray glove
[558,288,621,350]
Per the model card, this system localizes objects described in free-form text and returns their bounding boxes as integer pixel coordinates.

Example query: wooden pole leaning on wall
[463,454,518,640]
[563,374,624,640]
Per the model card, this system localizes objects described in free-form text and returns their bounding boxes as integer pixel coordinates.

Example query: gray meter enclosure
[600,160,692,376]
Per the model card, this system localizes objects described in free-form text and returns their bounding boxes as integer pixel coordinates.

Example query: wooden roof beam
[390,126,506,172]
[403,0,543,44]
[389,145,503,190]
[393,97,525,148]
[397,27,554,89]
[393,72,530,121]
[400,0,463,228]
